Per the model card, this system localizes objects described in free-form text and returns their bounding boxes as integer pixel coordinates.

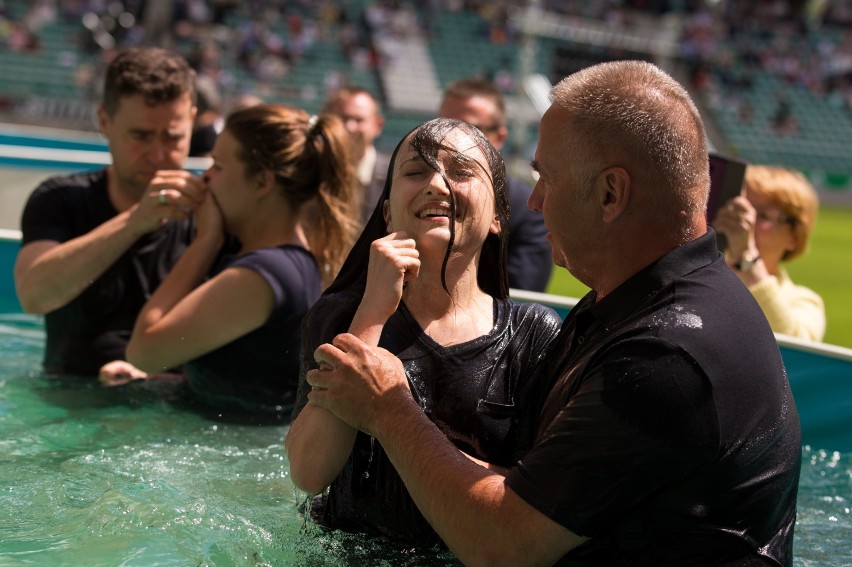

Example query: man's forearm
[306,335,584,564]
[15,210,143,314]
[373,393,578,567]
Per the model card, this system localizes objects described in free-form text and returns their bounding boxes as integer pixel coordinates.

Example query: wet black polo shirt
[506,230,801,566]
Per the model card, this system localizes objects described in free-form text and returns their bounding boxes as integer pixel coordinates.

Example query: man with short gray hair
[307,61,800,566]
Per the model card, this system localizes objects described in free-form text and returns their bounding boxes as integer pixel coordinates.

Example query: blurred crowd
[680,2,852,130]
[1,0,851,126]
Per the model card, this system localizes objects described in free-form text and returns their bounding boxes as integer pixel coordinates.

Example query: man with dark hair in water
[16,47,202,378]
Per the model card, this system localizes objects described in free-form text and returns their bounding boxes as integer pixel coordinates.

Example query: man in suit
[323,86,390,223]
[439,78,553,291]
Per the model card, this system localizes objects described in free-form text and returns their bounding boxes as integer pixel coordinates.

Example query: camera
[707,152,748,251]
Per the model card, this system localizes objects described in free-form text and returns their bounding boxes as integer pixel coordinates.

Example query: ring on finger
[158,189,168,204]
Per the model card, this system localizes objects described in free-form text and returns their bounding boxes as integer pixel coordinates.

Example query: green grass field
[544,205,852,349]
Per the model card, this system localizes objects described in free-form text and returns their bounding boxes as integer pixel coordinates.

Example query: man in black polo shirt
[305,61,801,566]
[15,48,204,377]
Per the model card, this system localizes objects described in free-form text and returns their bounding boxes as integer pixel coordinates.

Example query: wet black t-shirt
[293,293,562,544]
[506,231,801,566]
[185,245,321,423]
[20,170,195,376]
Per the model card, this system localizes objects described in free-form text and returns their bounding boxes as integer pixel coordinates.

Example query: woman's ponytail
[303,113,361,287]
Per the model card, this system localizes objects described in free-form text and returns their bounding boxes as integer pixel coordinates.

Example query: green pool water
[0,313,849,566]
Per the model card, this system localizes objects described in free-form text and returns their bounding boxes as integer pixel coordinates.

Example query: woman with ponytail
[103,104,359,423]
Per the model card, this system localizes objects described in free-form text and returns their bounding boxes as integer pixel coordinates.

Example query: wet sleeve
[519,303,562,363]
[291,293,359,420]
[20,181,75,245]
[229,249,313,317]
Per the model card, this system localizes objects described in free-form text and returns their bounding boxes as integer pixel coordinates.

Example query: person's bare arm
[126,263,275,372]
[286,232,420,494]
[15,171,204,314]
[462,451,509,474]
[347,232,420,343]
[712,194,768,285]
[16,214,151,314]
[124,190,274,373]
[308,333,587,566]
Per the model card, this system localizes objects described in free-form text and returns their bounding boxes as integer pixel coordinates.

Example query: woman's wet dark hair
[325,117,509,299]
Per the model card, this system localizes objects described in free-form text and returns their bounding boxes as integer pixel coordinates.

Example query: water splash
[0,318,847,566]
[671,304,703,330]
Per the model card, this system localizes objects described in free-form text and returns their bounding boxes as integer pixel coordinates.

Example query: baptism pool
[0,312,850,566]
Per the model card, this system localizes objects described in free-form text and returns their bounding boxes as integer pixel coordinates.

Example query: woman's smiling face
[384,127,500,257]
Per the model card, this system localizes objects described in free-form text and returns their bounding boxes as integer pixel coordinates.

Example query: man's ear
[97,105,110,138]
[599,167,630,223]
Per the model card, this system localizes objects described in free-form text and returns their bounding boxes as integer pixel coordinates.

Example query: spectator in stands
[322,86,390,223]
[14,47,200,377]
[286,117,561,544]
[6,21,41,52]
[771,93,799,135]
[189,74,223,157]
[117,104,360,423]
[305,61,801,566]
[713,164,825,341]
[229,92,264,113]
[439,77,552,291]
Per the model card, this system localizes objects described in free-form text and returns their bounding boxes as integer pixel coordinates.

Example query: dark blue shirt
[186,245,321,423]
[506,176,553,292]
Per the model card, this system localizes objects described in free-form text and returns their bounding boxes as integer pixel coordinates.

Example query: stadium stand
[0,1,850,190]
